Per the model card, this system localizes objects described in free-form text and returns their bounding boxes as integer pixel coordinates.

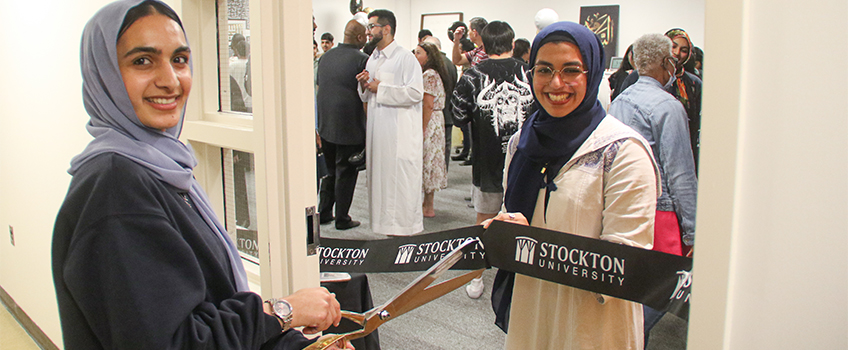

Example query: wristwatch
[265,298,293,331]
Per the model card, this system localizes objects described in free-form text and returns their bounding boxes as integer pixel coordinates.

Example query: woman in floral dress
[413,42,452,217]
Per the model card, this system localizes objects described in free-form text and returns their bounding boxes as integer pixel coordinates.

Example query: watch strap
[265,298,293,332]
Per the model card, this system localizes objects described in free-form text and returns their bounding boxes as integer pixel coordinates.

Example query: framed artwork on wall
[580,5,619,69]
[420,12,463,57]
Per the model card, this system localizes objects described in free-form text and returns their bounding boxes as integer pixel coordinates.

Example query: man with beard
[451,21,534,298]
[356,9,425,236]
[316,19,369,230]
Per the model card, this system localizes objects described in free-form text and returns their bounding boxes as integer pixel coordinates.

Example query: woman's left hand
[482,212,529,228]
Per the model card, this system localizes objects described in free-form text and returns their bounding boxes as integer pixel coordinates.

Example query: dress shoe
[319,215,334,224]
[335,220,361,230]
[451,153,468,161]
[461,159,473,166]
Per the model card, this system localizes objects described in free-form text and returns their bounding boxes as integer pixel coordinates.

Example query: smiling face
[671,37,690,68]
[321,39,333,52]
[532,42,587,118]
[117,13,191,132]
[366,17,388,48]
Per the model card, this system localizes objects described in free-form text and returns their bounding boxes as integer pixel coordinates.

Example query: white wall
[314,0,705,58]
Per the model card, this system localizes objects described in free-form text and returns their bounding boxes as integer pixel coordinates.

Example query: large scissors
[306,238,485,350]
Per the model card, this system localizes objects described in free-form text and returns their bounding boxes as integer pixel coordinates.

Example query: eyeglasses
[367,23,385,30]
[531,65,588,84]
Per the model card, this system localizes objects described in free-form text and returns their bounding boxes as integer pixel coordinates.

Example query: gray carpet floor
[318,155,687,349]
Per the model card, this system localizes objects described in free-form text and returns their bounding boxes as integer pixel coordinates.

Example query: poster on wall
[580,5,619,69]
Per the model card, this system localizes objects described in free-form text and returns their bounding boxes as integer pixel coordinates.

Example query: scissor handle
[303,333,350,350]
[340,310,366,326]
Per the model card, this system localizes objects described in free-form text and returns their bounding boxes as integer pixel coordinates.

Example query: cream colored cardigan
[503,116,660,350]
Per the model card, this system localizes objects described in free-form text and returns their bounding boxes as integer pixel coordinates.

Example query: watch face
[274,300,292,317]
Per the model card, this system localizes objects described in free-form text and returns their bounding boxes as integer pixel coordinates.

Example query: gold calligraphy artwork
[583,13,614,46]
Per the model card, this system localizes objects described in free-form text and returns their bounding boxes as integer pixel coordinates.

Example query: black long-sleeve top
[452,58,534,192]
[52,153,313,349]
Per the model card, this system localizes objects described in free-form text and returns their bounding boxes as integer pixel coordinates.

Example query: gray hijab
[70,0,249,292]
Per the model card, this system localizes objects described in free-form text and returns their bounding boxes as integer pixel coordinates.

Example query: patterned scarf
[665,28,693,110]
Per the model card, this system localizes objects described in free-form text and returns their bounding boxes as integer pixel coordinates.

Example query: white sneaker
[466,277,484,299]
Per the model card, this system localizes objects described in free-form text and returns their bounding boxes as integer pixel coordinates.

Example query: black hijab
[502,21,607,223]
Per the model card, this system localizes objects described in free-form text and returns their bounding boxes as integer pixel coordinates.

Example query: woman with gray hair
[608,33,698,346]
[611,32,697,258]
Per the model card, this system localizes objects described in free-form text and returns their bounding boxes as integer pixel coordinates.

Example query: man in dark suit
[423,36,458,171]
[316,19,369,230]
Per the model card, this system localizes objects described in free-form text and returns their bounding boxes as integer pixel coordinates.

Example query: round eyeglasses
[531,66,588,84]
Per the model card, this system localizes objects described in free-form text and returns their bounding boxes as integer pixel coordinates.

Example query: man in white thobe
[356,9,424,235]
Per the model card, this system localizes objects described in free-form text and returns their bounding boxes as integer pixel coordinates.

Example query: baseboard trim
[0,284,60,350]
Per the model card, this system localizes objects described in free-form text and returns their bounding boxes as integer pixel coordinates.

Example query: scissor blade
[341,238,481,340]
[393,268,484,316]
[375,238,480,321]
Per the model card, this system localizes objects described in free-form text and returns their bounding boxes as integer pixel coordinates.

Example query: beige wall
[0,0,180,346]
[690,0,848,348]
[0,0,111,344]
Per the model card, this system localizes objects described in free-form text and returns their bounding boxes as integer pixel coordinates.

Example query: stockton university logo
[394,244,417,264]
[671,270,693,302]
[514,236,538,265]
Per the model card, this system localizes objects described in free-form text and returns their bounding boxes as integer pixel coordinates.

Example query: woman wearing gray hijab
[51,1,351,348]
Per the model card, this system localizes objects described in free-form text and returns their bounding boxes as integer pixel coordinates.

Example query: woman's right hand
[280,287,342,334]
[482,212,529,228]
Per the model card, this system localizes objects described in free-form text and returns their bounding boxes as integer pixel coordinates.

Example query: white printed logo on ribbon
[514,236,538,265]
[394,244,417,265]
[671,270,692,302]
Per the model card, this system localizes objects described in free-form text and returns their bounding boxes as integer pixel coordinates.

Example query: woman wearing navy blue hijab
[486,22,660,349]
[52,1,352,348]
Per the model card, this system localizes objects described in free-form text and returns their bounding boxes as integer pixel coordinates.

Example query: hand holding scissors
[305,238,484,350]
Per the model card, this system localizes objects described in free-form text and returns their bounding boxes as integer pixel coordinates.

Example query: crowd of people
[53,0,702,348]
[313,7,703,349]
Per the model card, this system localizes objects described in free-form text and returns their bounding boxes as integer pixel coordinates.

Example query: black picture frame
[580,5,620,69]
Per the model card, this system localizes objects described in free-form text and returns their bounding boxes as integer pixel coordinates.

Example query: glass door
[179,0,319,298]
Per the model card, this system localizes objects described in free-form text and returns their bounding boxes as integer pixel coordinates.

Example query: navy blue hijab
[503,21,607,223]
[491,23,605,332]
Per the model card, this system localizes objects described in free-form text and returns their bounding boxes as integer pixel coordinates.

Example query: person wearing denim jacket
[609,33,698,255]
[609,33,698,348]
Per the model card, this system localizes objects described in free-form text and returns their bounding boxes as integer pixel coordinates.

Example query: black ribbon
[318,226,488,273]
[319,222,692,320]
